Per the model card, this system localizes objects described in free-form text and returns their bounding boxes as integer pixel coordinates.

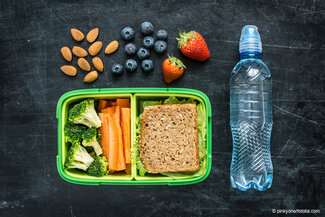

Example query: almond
[72,46,88,57]
[61,46,72,61]
[78,58,91,71]
[86,28,99,43]
[60,65,77,76]
[71,28,84,41]
[84,70,98,82]
[105,40,119,54]
[92,57,104,72]
[88,41,102,56]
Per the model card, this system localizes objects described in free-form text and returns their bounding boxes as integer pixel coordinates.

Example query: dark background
[0,0,324,216]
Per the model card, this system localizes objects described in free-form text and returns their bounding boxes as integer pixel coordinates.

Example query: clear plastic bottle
[230,25,273,191]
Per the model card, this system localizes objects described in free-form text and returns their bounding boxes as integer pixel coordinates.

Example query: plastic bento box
[56,88,212,185]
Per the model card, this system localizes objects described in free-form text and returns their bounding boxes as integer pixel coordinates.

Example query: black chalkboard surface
[0,0,324,216]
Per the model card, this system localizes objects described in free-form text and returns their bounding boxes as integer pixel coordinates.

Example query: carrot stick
[116,99,130,108]
[102,106,116,115]
[98,100,109,112]
[107,101,115,107]
[99,113,109,169]
[100,102,128,172]
[125,164,131,175]
[107,113,118,171]
[121,108,131,164]
[114,106,126,171]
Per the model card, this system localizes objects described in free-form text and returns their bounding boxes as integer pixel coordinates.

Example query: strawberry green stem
[168,55,186,69]
[176,30,197,49]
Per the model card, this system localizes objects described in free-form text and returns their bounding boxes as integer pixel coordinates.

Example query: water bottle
[230,25,273,191]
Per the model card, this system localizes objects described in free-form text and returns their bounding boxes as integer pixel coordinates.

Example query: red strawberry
[162,56,186,84]
[176,30,210,62]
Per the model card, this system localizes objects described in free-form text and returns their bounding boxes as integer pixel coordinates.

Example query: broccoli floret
[64,123,87,144]
[64,143,94,171]
[68,99,101,128]
[87,156,108,177]
[82,127,103,156]
[97,130,102,143]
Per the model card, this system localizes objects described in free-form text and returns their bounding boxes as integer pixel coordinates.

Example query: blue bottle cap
[239,25,262,54]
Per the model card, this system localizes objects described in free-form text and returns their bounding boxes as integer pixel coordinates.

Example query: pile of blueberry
[111,22,168,74]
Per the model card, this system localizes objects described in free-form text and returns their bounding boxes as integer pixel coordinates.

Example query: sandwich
[135,96,207,178]
[140,104,200,173]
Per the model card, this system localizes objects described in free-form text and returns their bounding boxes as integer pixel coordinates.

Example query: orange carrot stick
[98,100,109,112]
[107,101,115,107]
[107,113,119,171]
[102,106,116,115]
[99,113,110,169]
[116,99,130,108]
[121,108,131,164]
[114,106,126,171]
[125,164,131,175]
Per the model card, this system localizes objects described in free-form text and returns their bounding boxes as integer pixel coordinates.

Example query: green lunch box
[56,88,212,185]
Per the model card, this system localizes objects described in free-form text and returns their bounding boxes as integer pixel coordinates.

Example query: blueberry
[125,43,137,55]
[137,47,150,60]
[121,27,135,40]
[157,30,168,40]
[141,59,153,72]
[140,22,154,35]
[111,63,123,74]
[125,59,137,72]
[154,40,167,54]
[142,36,155,49]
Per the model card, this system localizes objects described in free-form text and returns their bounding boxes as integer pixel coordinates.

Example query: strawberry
[176,30,210,62]
[162,56,186,84]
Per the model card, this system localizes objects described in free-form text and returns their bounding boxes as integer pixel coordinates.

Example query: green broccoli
[87,156,108,177]
[68,99,101,128]
[64,123,87,144]
[97,130,102,143]
[82,127,103,156]
[64,143,94,171]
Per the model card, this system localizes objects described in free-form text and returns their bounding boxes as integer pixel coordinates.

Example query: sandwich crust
[140,104,200,173]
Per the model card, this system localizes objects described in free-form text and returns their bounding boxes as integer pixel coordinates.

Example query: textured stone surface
[0,0,324,216]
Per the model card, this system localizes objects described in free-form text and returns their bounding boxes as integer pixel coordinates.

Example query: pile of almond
[60,28,119,83]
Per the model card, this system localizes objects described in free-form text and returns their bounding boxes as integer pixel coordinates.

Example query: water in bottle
[230,25,273,191]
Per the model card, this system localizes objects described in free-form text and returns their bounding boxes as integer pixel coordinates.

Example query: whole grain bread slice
[139,104,200,173]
